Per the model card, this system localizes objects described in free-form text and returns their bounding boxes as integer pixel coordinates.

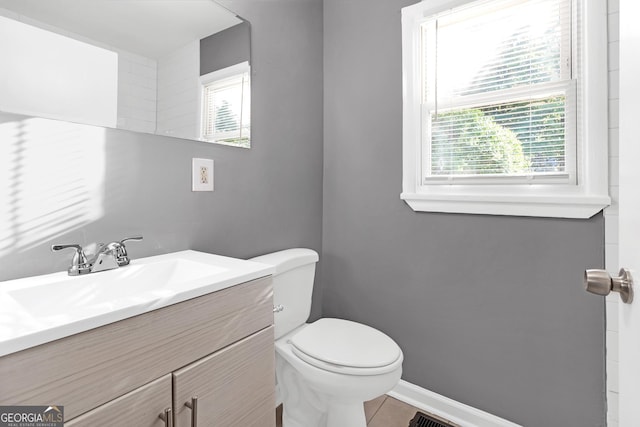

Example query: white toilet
[250,248,403,427]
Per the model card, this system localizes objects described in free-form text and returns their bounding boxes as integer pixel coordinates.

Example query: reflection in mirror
[0,0,251,148]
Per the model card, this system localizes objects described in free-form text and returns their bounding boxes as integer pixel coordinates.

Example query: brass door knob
[584,268,634,303]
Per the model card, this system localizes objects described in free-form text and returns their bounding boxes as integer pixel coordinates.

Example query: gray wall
[322,0,605,426]
[200,21,251,76]
[0,0,324,318]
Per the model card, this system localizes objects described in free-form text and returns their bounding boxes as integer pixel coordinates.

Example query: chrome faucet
[52,236,143,276]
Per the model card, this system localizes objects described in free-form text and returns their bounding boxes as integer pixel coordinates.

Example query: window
[401,0,610,218]
[200,62,250,148]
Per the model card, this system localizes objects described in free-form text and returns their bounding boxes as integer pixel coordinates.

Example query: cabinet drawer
[173,326,275,427]
[65,375,172,427]
[0,276,273,419]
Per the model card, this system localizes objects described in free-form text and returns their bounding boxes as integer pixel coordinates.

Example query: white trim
[401,0,610,218]
[389,379,522,427]
[579,0,609,200]
[199,61,250,85]
[423,172,570,186]
[425,79,574,113]
[401,191,610,218]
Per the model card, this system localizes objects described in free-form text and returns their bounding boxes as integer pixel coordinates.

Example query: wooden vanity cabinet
[65,326,275,427]
[0,276,275,427]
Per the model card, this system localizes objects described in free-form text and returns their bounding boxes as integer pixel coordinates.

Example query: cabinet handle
[185,396,198,427]
[159,408,173,427]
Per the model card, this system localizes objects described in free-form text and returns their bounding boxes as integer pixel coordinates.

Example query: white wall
[605,0,620,425]
[117,52,158,134]
[156,41,200,140]
[0,8,158,134]
[0,13,117,128]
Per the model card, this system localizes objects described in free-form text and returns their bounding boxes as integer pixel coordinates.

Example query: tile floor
[276,395,446,427]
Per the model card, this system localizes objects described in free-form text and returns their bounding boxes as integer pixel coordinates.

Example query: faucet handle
[51,244,90,276]
[120,236,143,245]
[116,236,143,266]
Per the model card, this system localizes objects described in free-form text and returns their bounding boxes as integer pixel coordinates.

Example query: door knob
[584,268,634,303]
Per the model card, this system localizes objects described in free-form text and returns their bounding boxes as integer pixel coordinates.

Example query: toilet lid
[289,318,401,369]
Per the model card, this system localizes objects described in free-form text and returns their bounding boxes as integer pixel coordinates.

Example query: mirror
[0,0,251,148]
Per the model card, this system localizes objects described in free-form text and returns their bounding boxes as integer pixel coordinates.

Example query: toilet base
[282,400,367,427]
[277,353,375,427]
[278,354,327,427]
[326,401,367,427]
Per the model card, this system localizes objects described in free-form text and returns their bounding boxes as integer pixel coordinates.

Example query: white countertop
[0,250,274,357]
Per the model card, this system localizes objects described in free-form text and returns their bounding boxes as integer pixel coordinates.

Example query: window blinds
[422,0,573,179]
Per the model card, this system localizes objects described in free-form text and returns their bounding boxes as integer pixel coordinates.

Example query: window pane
[202,72,250,148]
[429,95,565,176]
[421,0,572,181]
[423,0,571,102]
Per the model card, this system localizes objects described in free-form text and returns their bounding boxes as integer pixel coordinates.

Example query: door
[65,375,172,427]
[172,326,275,427]
[617,1,640,424]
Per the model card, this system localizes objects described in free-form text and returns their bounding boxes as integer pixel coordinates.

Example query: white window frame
[401,0,610,218]
[199,61,250,147]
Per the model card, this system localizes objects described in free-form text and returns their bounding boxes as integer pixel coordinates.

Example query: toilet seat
[289,318,403,376]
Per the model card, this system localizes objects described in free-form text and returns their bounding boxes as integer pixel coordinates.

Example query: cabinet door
[65,374,172,427]
[173,326,275,427]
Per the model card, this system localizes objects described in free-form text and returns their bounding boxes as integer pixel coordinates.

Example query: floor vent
[408,411,457,427]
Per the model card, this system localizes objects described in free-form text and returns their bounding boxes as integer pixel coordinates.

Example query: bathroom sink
[0,250,274,356]
[9,258,226,317]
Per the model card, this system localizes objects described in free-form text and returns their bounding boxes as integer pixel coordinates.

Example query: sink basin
[0,250,274,357]
[9,258,226,317]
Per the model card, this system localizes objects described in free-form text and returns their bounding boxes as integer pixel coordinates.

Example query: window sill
[401,191,610,218]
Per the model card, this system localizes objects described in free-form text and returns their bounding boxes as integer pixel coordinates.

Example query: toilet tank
[250,248,319,340]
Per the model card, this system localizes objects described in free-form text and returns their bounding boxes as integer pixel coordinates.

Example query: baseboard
[388,380,522,427]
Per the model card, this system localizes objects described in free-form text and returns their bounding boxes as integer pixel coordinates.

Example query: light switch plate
[192,158,214,192]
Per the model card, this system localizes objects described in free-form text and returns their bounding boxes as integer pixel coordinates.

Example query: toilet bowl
[275,320,403,427]
[250,249,403,427]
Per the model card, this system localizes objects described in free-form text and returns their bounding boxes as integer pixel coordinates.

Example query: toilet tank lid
[249,248,319,275]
